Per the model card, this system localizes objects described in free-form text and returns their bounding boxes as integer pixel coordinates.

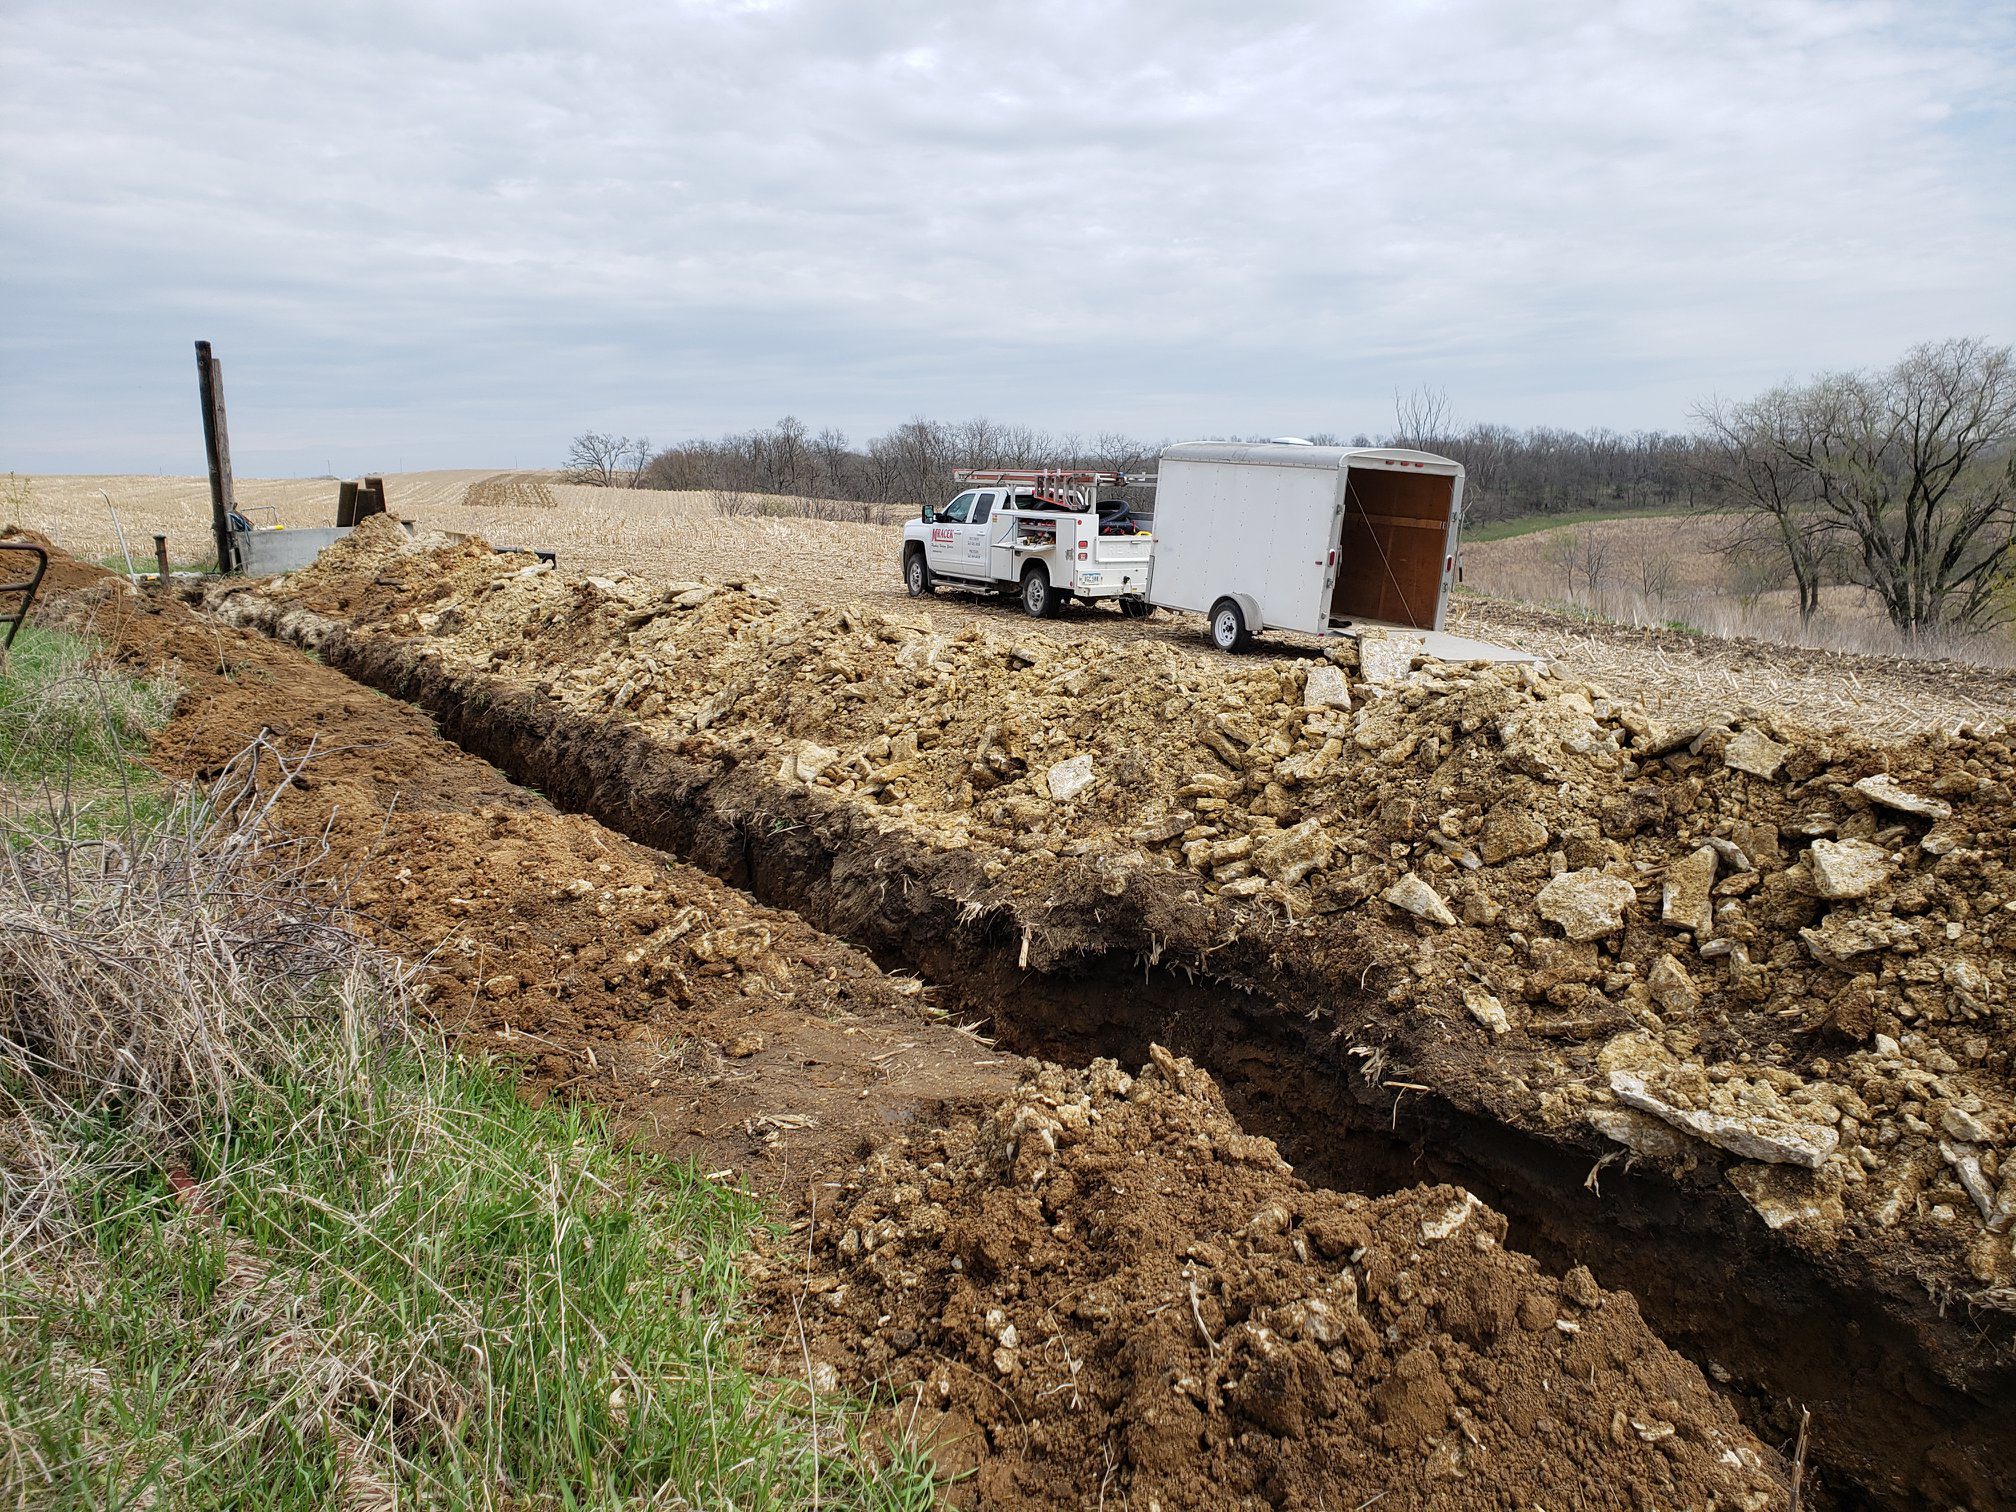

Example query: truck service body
[901,470,1154,618]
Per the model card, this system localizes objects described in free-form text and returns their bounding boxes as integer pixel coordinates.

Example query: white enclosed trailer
[1148,441,1466,652]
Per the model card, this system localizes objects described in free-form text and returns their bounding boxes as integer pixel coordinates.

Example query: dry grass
[1,725,936,1509]
[4,472,498,566]
[1462,514,2016,666]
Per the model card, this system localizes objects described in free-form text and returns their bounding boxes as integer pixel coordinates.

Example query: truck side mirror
[921,504,935,523]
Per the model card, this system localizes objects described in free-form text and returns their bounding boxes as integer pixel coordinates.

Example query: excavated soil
[11,539,1798,1511]
[761,1050,1786,1512]
[15,539,1016,1200]
[187,518,2016,1506]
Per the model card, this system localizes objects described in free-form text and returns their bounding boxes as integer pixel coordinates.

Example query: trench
[229,599,2013,1511]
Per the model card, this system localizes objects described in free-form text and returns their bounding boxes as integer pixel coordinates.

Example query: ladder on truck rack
[952,468,1155,510]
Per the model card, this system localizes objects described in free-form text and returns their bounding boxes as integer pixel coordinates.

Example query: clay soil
[8,543,1810,1510]
[200,516,2016,1508]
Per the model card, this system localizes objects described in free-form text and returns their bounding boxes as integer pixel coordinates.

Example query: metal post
[194,341,237,573]
[154,534,171,586]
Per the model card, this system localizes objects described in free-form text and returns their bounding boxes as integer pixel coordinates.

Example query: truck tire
[904,548,933,597]
[1208,597,1251,653]
[1118,598,1153,619]
[1021,564,1058,618]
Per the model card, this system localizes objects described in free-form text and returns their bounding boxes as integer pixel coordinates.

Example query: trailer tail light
[1077,550,1088,561]
[1327,549,1336,567]
[1445,554,1453,573]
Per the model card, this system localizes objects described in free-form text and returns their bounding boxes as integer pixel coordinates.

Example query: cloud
[1,0,2010,471]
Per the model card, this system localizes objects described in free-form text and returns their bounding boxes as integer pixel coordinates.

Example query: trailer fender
[1224,592,1263,633]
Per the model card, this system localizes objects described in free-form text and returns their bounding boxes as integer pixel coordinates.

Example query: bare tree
[566,431,650,487]
[1692,391,1833,624]
[1697,340,2016,636]
[1545,527,1612,606]
[1391,385,1454,449]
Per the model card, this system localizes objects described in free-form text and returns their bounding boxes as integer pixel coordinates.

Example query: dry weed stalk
[0,735,401,1262]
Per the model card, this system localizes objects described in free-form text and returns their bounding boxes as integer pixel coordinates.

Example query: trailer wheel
[904,549,933,598]
[1208,597,1251,653]
[1021,564,1058,618]
[1118,598,1153,619]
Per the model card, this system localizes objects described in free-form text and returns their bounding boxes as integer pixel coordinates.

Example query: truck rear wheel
[1208,597,1250,653]
[904,549,933,597]
[1021,564,1058,618]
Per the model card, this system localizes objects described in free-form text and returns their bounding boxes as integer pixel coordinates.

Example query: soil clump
[762,1049,1787,1511]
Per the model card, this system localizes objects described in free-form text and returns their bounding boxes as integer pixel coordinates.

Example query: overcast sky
[2,0,2011,475]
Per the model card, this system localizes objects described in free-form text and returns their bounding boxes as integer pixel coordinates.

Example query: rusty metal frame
[0,541,50,652]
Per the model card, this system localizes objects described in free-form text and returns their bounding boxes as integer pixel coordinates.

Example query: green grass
[1461,504,1709,543]
[94,553,215,577]
[0,625,178,840]
[2,680,934,1510]
[5,1023,918,1509]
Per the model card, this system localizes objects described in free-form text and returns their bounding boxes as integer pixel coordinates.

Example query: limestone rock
[1358,633,1423,685]
[1660,845,1718,936]
[1302,663,1352,711]
[1807,838,1892,900]
[1646,954,1701,1015]
[1253,818,1333,885]
[1383,873,1457,927]
[1046,753,1096,802]
[1462,983,1510,1034]
[1800,912,1915,965]
[790,742,840,782]
[1723,727,1789,779]
[1609,1071,1838,1168]
[1480,802,1550,864]
[1535,869,1636,941]
[1853,773,1952,821]
[1587,1105,1695,1159]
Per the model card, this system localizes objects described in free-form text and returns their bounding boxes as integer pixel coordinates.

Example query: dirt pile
[251,522,2016,1297]
[23,554,1016,1198]
[765,1048,1787,1511]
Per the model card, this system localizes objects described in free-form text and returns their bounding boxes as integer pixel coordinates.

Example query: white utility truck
[902,469,1155,618]
[1147,441,1466,652]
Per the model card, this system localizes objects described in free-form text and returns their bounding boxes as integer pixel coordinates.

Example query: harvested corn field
[196,514,2016,1508]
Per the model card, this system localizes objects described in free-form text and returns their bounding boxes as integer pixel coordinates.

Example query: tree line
[571,409,1701,525]
[568,336,2016,638]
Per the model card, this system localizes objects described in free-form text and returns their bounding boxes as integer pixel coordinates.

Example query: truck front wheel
[904,549,933,597]
[1021,564,1058,618]
[1208,597,1251,653]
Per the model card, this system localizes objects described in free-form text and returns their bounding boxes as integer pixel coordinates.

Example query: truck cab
[902,470,1153,618]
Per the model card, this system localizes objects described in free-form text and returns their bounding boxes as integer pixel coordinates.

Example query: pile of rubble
[253,522,2016,1295]
[760,1050,1789,1510]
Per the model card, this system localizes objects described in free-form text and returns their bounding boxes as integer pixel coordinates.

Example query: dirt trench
[217,594,2014,1511]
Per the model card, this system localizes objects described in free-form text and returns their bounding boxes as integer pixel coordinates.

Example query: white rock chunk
[1358,633,1424,686]
[1807,838,1893,900]
[1535,869,1637,941]
[1046,754,1096,802]
[1462,983,1510,1034]
[1853,773,1952,821]
[1723,727,1790,779]
[1609,1070,1839,1168]
[1302,663,1353,711]
[1383,873,1457,926]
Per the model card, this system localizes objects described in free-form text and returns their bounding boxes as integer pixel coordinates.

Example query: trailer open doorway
[1330,463,1460,631]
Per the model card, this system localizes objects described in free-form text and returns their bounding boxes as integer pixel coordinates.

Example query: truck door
[926,491,977,574]
[964,492,997,573]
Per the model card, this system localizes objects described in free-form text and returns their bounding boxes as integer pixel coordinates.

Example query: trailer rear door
[1330,458,1462,630]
